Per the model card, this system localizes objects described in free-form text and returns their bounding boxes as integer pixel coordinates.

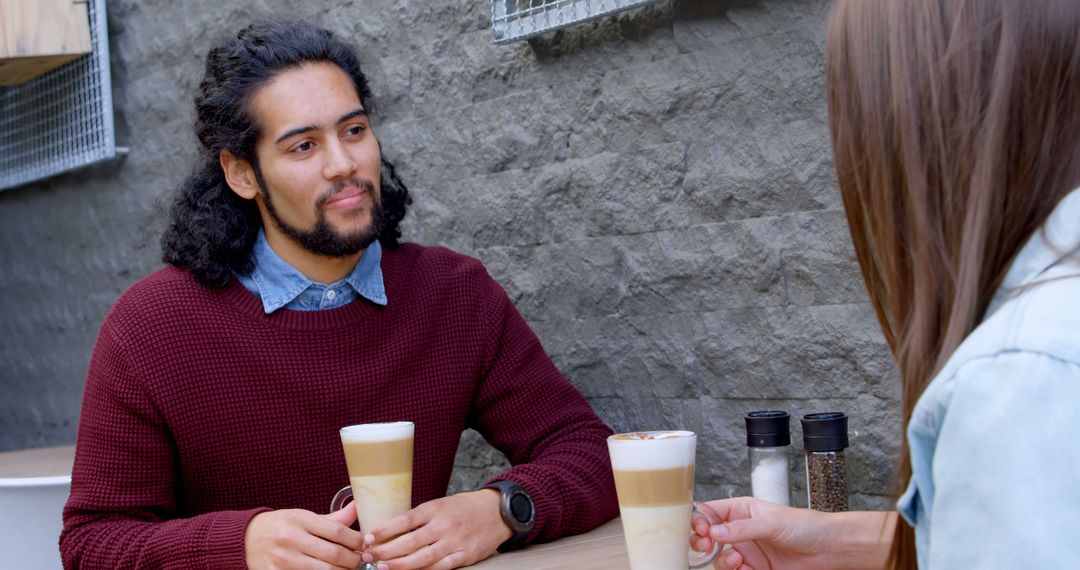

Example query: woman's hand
[691,497,895,570]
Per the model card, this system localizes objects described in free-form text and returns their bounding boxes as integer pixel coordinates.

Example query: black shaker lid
[745,410,791,447]
[801,412,849,451]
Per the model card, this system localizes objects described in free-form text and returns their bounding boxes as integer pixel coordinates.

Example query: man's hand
[245,507,367,570]
[360,489,513,570]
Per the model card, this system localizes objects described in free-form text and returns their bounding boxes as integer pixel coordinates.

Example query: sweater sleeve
[466,268,619,545]
[60,314,269,569]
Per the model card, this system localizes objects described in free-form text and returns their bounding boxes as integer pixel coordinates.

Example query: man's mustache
[315,178,377,209]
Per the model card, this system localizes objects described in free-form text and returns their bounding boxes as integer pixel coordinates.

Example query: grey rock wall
[0,0,901,510]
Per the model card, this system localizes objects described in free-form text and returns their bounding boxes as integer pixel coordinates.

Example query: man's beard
[258,173,384,258]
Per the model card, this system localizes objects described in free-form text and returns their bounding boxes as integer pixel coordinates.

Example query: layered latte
[608,431,699,570]
[340,421,414,531]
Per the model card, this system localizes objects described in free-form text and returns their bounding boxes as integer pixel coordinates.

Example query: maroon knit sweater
[61,243,618,569]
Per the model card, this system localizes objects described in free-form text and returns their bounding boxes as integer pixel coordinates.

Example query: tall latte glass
[608,431,718,570]
[332,421,414,531]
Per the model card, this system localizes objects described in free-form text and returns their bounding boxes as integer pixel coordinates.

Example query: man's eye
[293,141,313,153]
[346,125,366,137]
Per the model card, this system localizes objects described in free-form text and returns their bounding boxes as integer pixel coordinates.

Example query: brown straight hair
[825,0,1080,567]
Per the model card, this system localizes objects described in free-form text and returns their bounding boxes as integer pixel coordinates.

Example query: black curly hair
[161,21,410,288]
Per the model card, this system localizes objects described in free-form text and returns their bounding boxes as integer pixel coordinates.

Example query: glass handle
[689,503,720,569]
[331,485,353,513]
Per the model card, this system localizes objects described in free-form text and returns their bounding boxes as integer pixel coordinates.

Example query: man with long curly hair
[60,21,617,570]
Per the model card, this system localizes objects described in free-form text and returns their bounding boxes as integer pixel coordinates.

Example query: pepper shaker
[801,412,850,512]
[745,411,791,506]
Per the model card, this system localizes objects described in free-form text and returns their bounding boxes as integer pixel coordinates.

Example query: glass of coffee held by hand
[608,431,719,570]
[331,421,414,532]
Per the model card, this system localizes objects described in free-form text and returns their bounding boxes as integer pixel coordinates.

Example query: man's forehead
[249,62,364,138]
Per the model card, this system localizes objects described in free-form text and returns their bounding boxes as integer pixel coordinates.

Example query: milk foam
[340,421,414,442]
[608,431,696,470]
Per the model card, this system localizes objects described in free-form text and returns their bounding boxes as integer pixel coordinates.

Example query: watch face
[488,481,534,537]
[509,493,533,523]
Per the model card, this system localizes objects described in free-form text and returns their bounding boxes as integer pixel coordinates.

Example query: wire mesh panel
[0,0,116,192]
[492,0,655,43]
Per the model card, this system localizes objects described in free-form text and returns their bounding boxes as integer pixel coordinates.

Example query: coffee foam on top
[608,430,695,470]
[340,421,414,442]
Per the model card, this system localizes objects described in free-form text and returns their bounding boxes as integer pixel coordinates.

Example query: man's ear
[220,150,260,200]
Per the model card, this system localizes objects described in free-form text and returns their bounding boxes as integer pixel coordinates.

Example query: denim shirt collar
[985,187,1080,318]
[235,229,387,314]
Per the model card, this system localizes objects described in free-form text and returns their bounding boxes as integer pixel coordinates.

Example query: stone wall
[0,0,900,510]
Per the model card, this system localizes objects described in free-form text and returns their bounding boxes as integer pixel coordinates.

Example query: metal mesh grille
[0,0,116,192]
[492,0,655,43]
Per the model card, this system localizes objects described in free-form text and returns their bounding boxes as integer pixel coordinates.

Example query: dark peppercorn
[806,450,848,512]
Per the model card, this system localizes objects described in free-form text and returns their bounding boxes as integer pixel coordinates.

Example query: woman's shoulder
[913,268,1080,430]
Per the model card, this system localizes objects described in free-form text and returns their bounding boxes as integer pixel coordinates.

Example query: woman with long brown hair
[693,0,1080,567]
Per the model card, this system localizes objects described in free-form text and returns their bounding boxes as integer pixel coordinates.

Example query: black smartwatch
[483,480,535,552]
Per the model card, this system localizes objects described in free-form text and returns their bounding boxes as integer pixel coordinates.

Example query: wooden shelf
[0,0,93,86]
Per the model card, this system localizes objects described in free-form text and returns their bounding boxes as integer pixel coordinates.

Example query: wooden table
[466,518,628,569]
[0,445,75,479]
[0,447,631,568]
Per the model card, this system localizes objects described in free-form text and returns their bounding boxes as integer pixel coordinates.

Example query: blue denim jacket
[234,230,387,313]
[897,188,1080,568]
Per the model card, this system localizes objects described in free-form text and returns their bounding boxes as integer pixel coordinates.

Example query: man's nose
[323,139,358,179]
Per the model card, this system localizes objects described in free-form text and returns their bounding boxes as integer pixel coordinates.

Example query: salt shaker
[745,410,791,506]
[801,412,849,512]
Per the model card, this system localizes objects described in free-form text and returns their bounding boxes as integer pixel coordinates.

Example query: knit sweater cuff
[204,507,272,568]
